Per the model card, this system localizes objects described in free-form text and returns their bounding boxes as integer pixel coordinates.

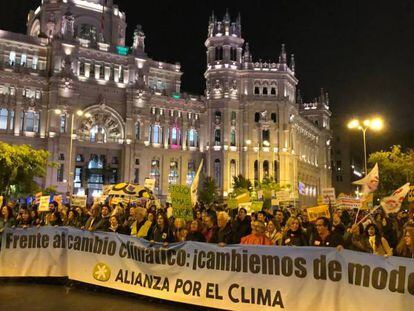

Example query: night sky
[1,0,414,150]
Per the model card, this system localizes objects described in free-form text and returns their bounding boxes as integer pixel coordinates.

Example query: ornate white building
[0,0,331,206]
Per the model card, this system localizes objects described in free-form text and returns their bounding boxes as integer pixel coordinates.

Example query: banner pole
[355,204,381,226]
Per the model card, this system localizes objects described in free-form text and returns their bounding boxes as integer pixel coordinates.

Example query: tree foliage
[198,176,221,206]
[231,174,252,196]
[0,141,50,198]
[368,145,414,197]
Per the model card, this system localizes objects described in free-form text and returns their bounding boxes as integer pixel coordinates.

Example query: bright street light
[347,116,384,176]
[54,109,62,115]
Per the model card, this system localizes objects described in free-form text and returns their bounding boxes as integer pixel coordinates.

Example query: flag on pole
[381,183,410,214]
[190,159,203,206]
[353,163,379,195]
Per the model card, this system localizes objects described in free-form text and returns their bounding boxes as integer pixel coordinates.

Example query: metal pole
[68,113,74,195]
[362,128,367,176]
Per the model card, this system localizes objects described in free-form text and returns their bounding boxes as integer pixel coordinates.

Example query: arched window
[262,87,268,95]
[88,154,103,169]
[187,160,196,185]
[270,87,276,95]
[230,129,236,146]
[214,159,221,187]
[9,51,16,66]
[150,158,161,194]
[271,113,277,123]
[273,160,278,182]
[170,127,180,146]
[90,125,107,143]
[135,122,140,140]
[21,110,40,133]
[230,47,237,61]
[254,160,259,181]
[263,160,269,178]
[0,108,8,129]
[262,129,270,144]
[254,112,260,123]
[215,110,222,123]
[188,129,198,147]
[230,160,236,186]
[79,62,85,76]
[169,160,179,185]
[215,46,223,60]
[79,24,97,42]
[254,86,260,95]
[214,128,221,145]
[150,124,162,144]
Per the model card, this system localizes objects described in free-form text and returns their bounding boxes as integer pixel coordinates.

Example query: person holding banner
[241,221,273,246]
[396,228,414,258]
[82,204,101,231]
[351,223,392,257]
[265,220,283,245]
[0,205,16,233]
[210,211,234,246]
[185,220,206,242]
[15,209,32,229]
[282,216,308,246]
[231,208,252,244]
[311,217,344,248]
[148,213,174,245]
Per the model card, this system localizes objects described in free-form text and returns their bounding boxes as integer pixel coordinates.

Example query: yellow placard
[38,196,51,212]
[271,199,279,206]
[236,192,251,204]
[408,186,414,202]
[307,205,330,222]
[0,196,3,207]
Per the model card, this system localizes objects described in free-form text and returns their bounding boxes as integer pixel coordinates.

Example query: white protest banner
[337,196,361,210]
[144,178,156,192]
[38,195,51,212]
[353,163,379,195]
[322,187,336,204]
[1,227,414,311]
[71,195,87,208]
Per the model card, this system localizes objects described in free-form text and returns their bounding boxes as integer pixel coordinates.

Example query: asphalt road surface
[0,279,211,311]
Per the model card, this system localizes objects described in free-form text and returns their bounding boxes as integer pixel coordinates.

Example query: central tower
[204,11,244,192]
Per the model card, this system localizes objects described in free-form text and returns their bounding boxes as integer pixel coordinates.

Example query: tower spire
[279,43,287,64]
[290,54,295,73]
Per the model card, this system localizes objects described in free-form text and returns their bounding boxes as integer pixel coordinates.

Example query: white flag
[190,159,203,206]
[353,163,379,195]
[381,183,410,214]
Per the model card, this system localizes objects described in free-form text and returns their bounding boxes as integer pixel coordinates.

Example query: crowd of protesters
[0,198,414,259]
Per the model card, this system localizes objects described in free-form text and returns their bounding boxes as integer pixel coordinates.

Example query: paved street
[0,279,201,311]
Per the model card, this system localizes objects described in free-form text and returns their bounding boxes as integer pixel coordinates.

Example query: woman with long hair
[0,205,16,233]
[352,223,392,257]
[265,219,282,245]
[396,228,414,258]
[148,212,174,246]
[282,216,309,246]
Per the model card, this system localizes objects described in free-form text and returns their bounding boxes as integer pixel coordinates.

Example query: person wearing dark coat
[310,217,344,248]
[210,211,234,245]
[106,215,128,234]
[148,213,174,244]
[232,208,251,243]
[282,216,308,246]
[186,220,206,242]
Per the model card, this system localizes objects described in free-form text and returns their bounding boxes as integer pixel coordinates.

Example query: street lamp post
[55,109,91,195]
[347,117,383,175]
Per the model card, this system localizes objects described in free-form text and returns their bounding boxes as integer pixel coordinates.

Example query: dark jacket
[186,231,206,242]
[282,229,308,246]
[149,225,174,243]
[210,222,234,244]
[232,217,251,243]
[311,231,343,247]
[84,216,102,231]
[95,216,110,231]
[106,225,128,235]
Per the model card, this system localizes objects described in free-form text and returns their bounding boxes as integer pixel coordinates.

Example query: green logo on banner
[93,262,111,282]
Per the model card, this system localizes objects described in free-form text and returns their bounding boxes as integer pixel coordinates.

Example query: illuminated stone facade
[0,0,331,206]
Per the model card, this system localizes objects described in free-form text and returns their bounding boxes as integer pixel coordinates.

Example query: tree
[232,174,252,196]
[368,145,414,198]
[198,176,220,206]
[0,141,50,198]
